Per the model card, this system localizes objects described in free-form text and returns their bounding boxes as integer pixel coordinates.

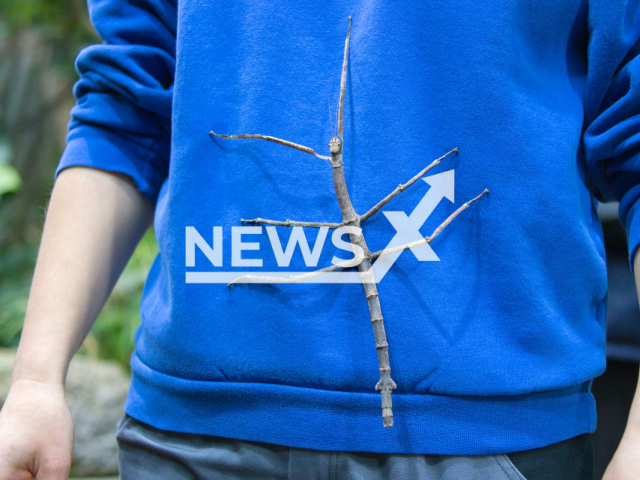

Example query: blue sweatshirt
[57,0,640,454]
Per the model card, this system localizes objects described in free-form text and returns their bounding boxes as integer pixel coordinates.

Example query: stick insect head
[329,136,342,155]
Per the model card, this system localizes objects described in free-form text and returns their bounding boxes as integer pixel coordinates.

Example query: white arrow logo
[371,170,455,281]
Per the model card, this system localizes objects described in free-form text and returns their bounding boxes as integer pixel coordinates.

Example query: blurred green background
[0,0,158,370]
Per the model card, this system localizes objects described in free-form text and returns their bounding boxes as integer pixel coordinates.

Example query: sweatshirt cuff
[56,124,169,202]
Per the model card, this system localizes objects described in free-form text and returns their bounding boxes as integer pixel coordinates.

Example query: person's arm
[0,0,174,477]
[0,167,153,480]
[602,250,640,480]
[581,3,640,475]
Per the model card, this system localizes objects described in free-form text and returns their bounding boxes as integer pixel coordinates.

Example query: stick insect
[210,17,488,428]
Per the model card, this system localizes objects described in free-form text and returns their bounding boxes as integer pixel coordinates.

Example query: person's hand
[603,428,640,480]
[0,380,74,480]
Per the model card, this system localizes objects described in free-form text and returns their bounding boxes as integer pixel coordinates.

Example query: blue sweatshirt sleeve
[583,1,640,264]
[56,0,176,202]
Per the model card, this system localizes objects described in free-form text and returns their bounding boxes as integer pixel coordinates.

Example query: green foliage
[0,0,96,41]
[0,139,21,197]
[0,165,21,196]
[0,0,61,29]
[0,241,34,347]
[0,229,159,370]
[0,0,148,370]
[0,0,99,74]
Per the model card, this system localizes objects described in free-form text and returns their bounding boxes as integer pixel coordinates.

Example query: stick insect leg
[237,190,490,284]
[241,218,342,229]
[210,132,331,161]
[359,148,458,223]
[370,189,489,261]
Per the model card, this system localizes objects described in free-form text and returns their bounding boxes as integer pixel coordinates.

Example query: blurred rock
[0,349,129,477]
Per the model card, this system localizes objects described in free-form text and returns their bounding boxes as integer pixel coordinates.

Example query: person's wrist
[11,345,70,386]
[9,379,65,391]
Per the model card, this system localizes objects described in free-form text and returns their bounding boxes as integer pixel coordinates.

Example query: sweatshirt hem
[124,353,596,455]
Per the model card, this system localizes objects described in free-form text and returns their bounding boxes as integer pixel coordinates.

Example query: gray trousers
[116,415,593,480]
[116,415,592,480]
